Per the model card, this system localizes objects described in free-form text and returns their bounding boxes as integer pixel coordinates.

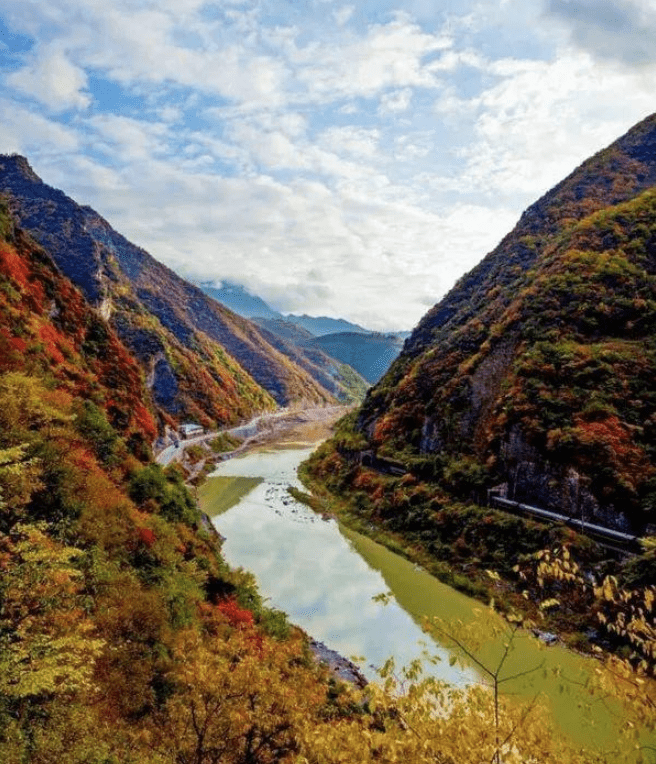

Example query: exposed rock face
[0,155,337,418]
[499,426,631,531]
[355,114,656,533]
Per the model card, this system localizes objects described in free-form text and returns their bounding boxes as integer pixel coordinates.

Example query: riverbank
[193,405,373,687]
[198,439,656,759]
[164,406,349,482]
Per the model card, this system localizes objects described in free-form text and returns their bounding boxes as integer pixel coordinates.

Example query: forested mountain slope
[0,196,350,763]
[0,155,336,414]
[328,113,656,535]
[251,320,371,403]
[307,331,404,384]
[198,282,376,401]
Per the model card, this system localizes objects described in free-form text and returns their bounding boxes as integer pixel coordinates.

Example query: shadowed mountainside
[0,156,337,418]
[306,331,404,385]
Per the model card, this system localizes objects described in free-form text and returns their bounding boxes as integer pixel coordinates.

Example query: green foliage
[129,463,201,525]
[0,443,42,524]
[209,431,242,454]
[73,400,119,465]
[620,547,656,590]
[441,455,489,499]
[0,197,13,241]
[332,410,369,451]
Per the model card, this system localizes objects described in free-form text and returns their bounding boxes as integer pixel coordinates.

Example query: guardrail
[489,495,641,553]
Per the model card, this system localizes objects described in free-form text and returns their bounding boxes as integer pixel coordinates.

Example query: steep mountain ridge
[0,155,336,415]
[250,320,370,404]
[199,283,393,399]
[402,113,656,361]
[0,197,158,453]
[343,113,656,533]
[197,281,371,336]
[0,195,368,764]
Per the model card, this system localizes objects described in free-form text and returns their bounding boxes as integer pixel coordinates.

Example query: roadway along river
[199,443,648,757]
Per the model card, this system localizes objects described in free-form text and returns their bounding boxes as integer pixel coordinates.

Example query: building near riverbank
[180,423,204,439]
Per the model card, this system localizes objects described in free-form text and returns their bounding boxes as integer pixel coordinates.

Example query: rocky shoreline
[308,638,368,689]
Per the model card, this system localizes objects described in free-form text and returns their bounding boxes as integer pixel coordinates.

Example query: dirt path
[233,405,348,451]
[165,406,349,481]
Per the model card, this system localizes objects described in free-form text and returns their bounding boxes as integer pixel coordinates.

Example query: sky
[0,0,654,331]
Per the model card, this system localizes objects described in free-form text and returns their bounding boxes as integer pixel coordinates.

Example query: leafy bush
[74,400,119,465]
[129,464,200,525]
[209,432,242,454]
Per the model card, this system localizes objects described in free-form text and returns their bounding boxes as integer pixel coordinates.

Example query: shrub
[74,400,119,465]
[129,464,200,526]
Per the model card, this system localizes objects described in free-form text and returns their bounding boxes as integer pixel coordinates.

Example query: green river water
[199,445,652,758]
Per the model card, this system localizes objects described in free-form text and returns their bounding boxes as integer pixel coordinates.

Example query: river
[199,444,648,756]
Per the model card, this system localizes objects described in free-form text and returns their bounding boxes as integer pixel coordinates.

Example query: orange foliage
[137,527,156,548]
[68,445,97,475]
[131,401,157,442]
[572,414,653,488]
[372,415,395,445]
[352,470,377,490]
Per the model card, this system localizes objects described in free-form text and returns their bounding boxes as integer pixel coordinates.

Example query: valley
[1,112,656,764]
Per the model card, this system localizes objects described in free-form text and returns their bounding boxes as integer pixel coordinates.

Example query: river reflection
[201,447,473,685]
[200,446,651,753]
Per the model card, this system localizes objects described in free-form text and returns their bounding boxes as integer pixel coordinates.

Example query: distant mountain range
[198,281,407,384]
[197,281,371,335]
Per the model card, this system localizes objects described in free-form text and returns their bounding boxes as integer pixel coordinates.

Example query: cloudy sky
[0,0,654,330]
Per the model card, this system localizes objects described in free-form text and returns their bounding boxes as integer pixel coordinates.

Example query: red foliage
[572,414,653,489]
[137,527,157,548]
[0,242,30,289]
[132,401,157,442]
[10,336,27,353]
[69,445,97,475]
[38,323,66,365]
[217,598,255,628]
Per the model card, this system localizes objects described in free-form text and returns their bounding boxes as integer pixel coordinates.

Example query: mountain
[0,196,373,763]
[0,156,337,420]
[250,316,403,390]
[198,283,380,400]
[306,331,405,384]
[198,280,284,321]
[284,314,370,336]
[314,113,656,536]
[251,319,370,404]
[0,197,158,454]
[197,281,370,335]
[197,286,371,403]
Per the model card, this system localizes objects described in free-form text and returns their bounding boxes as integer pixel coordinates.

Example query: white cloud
[379,87,412,113]
[6,47,90,112]
[293,17,451,102]
[0,0,654,331]
[436,49,655,202]
[544,0,656,65]
[89,114,170,163]
[319,127,380,158]
[0,99,80,153]
[333,5,355,26]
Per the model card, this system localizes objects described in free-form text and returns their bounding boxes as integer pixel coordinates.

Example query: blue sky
[0,0,654,330]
